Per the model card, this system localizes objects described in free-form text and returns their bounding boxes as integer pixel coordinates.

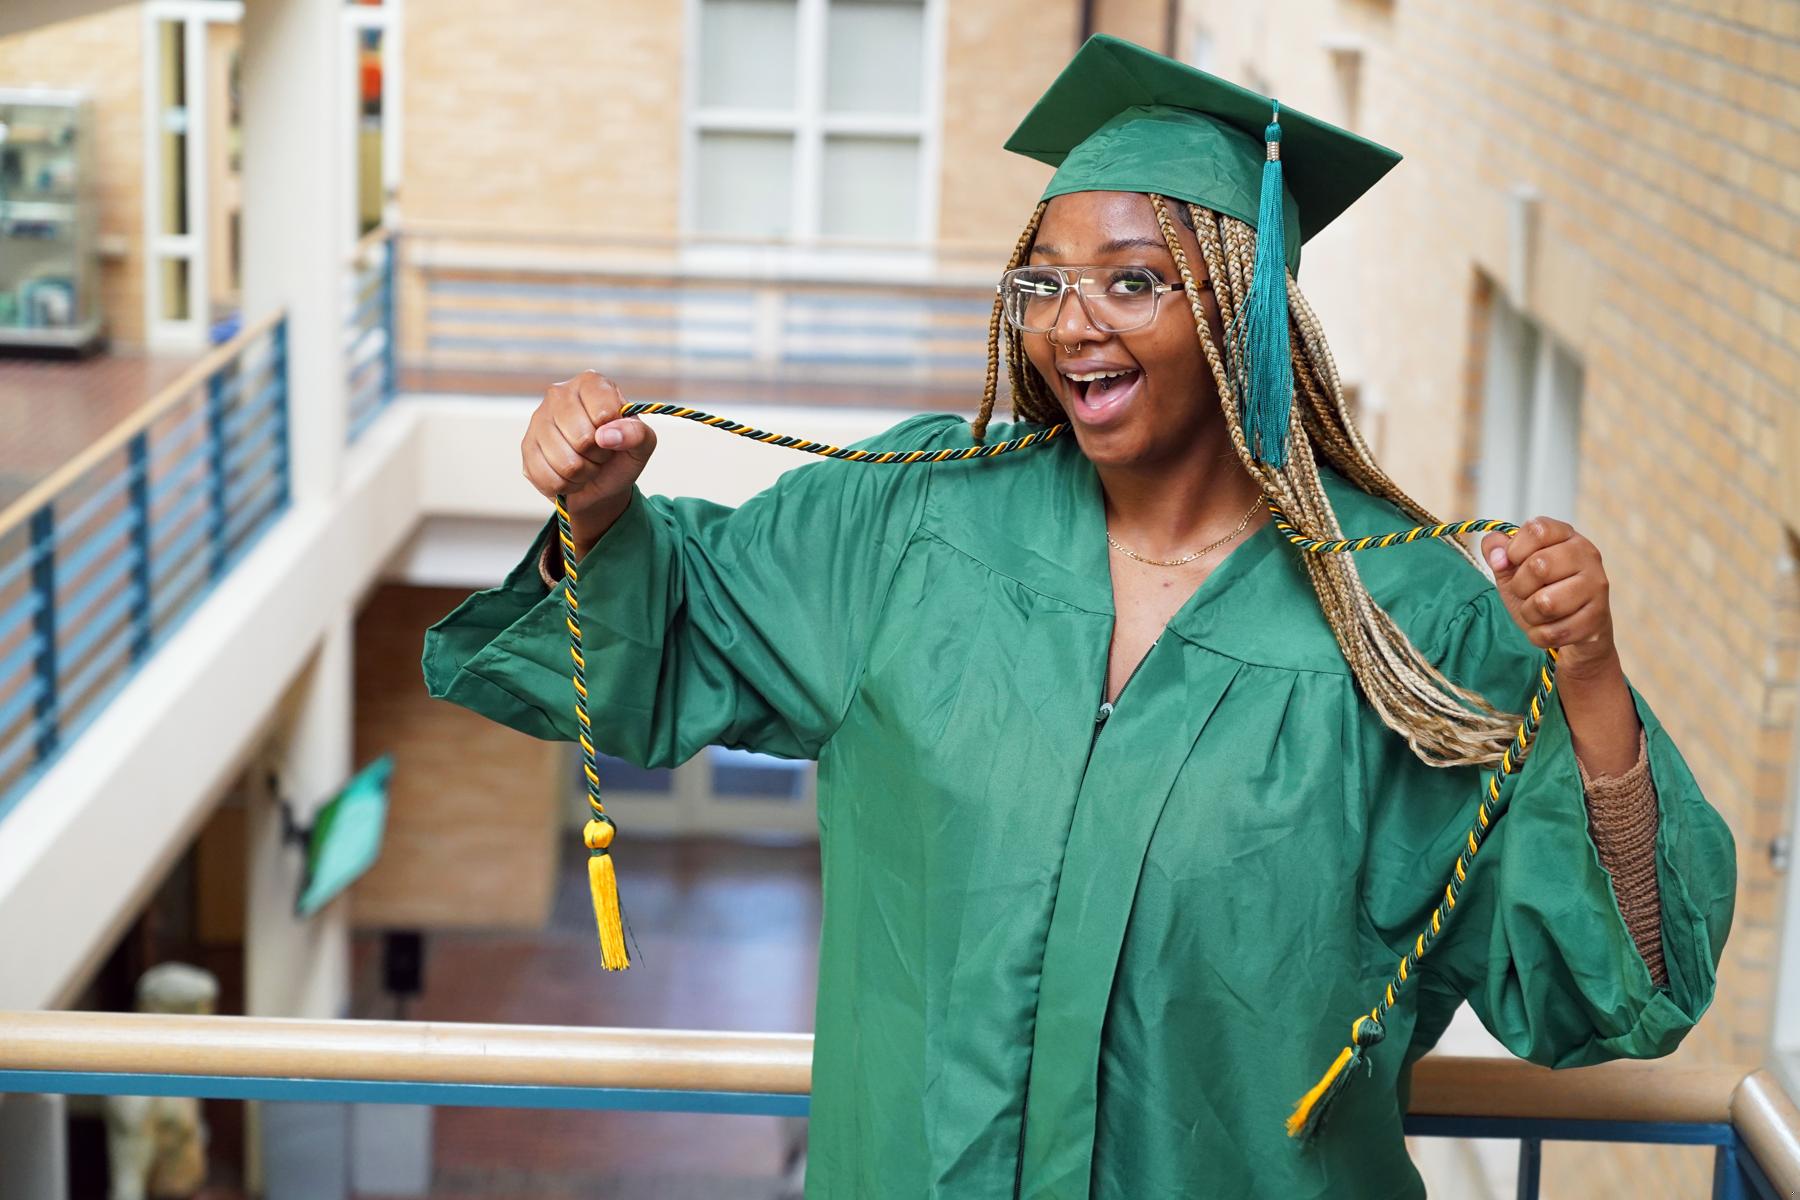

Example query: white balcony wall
[0,397,908,1012]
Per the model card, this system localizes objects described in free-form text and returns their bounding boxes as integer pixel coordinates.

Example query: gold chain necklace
[1106,495,1262,568]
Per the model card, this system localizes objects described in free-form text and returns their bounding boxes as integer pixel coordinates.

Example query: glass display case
[0,88,102,353]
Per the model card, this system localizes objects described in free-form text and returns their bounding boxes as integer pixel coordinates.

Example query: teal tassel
[1240,102,1293,469]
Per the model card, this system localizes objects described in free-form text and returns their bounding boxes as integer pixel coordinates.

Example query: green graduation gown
[421,412,1736,1199]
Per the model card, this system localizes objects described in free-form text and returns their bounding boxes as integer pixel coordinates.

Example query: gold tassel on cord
[585,817,630,970]
[1286,1016,1382,1141]
[1285,1045,1356,1138]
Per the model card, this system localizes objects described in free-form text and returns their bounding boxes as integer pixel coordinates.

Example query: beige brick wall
[934,1,1077,250]
[938,4,1195,250]
[400,0,685,239]
[399,0,1189,256]
[1189,0,1797,1193]
[0,5,146,345]
[350,584,563,931]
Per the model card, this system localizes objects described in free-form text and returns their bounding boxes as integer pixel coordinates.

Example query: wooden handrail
[5,1013,1798,1181]
[0,1012,1787,1130]
[0,1011,813,1095]
[0,310,285,541]
[1407,1053,1745,1124]
[1733,1069,1800,1194]
[350,223,395,265]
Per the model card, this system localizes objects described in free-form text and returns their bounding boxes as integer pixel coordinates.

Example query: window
[143,0,243,348]
[584,747,816,838]
[1321,36,1364,131]
[1776,822,1798,1094]
[1475,286,1584,525]
[686,0,942,250]
[1187,26,1216,72]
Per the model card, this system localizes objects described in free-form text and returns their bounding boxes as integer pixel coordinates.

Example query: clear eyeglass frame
[996,264,1188,335]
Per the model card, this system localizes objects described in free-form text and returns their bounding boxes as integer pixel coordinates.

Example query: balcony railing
[0,1011,1794,1199]
[398,224,1003,396]
[0,314,290,817]
[346,225,398,442]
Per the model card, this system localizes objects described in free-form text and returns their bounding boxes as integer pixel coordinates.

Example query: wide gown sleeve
[420,412,958,764]
[1375,588,1736,1068]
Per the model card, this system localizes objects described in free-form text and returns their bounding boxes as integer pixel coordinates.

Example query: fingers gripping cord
[1266,501,1558,1141]
[552,406,1068,970]
[554,407,1557,1150]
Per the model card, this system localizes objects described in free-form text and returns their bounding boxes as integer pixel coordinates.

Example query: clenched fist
[521,370,657,558]
[1480,517,1615,677]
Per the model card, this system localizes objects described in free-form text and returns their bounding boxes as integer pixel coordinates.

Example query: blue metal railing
[0,1014,1793,1199]
[1403,1114,1784,1200]
[346,227,398,442]
[0,314,290,818]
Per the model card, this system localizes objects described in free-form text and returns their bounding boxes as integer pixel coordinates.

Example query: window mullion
[693,109,805,133]
[793,0,827,242]
[916,0,947,246]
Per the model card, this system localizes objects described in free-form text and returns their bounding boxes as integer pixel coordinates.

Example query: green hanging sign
[295,754,394,918]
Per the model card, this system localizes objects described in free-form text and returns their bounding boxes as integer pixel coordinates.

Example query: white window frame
[1776,727,1800,1095]
[339,0,403,246]
[1187,25,1216,72]
[141,0,242,350]
[582,746,820,840]
[679,0,947,279]
[1476,287,1584,527]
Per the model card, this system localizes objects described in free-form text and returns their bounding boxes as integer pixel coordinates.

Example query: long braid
[1184,200,1515,766]
[976,202,1050,443]
[988,195,1513,768]
[1283,280,1476,571]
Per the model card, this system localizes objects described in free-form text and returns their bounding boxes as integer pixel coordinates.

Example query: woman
[423,36,1735,1199]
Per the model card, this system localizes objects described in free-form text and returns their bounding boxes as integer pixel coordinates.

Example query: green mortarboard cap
[1003,34,1402,275]
[1003,35,1403,467]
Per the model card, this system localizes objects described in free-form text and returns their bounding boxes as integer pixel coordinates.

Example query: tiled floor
[348,836,823,1199]
[0,349,196,510]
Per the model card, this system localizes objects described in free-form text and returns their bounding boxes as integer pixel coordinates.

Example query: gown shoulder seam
[913,522,1110,615]
[819,452,938,749]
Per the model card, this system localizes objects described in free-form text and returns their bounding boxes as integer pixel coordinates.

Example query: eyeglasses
[997,265,1187,335]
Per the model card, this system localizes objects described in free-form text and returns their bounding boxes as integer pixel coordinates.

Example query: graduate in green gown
[422,35,1735,1200]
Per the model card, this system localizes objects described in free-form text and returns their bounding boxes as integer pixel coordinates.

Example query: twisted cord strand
[556,408,1559,1144]
[1266,498,1560,1141]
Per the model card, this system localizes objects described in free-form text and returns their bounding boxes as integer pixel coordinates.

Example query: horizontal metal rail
[0,1011,1795,1197]
[0,317,290,816]
[346,225,397,443]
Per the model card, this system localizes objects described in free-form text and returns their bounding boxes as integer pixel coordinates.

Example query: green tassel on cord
[1240,102,1293,469]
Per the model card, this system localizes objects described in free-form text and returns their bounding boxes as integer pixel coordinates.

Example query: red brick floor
[349,836,822,1199]
[0,350,197,510]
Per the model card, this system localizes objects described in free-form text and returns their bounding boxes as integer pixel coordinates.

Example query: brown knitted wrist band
[538,536,565,589]
[1578,730,1666,986]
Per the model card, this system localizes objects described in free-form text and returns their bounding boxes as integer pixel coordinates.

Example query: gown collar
[927,421,1356,674]
[1057,434,1337,671]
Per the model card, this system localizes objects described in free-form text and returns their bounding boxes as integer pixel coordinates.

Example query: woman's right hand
[522,370,657,553]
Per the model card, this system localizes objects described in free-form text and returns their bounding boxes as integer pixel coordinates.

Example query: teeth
[1064,368,1134,382]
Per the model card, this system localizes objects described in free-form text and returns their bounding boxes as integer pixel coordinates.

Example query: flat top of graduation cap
[1003,35,1402,273]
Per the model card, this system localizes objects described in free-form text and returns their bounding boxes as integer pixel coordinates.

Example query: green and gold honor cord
[555,403,1556,1144]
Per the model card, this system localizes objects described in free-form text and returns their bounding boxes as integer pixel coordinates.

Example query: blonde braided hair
[973,195,1515,769]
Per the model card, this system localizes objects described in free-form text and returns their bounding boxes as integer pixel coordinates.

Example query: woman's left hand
[1480,518,1620,681]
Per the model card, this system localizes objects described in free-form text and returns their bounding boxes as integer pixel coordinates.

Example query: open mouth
[1064,367,1143,423]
